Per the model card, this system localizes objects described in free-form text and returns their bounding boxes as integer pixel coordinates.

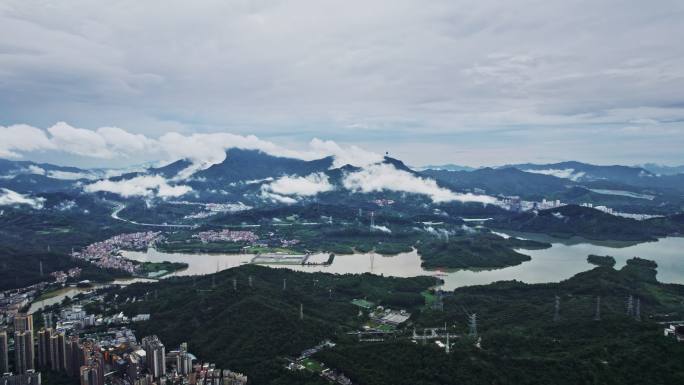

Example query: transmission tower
[626,295,634,316]
[594,296,601,321]
[283,278,287,291]
[39,261,43,277]
[445,331,450,354]
[248,275,253,288]
[232,278,237,291]
[553,295,560,322]
[299,303,304,321]
[635,297,641,321]
[370,211,375,229]
[328,288,333,300]
[468,313,477,337]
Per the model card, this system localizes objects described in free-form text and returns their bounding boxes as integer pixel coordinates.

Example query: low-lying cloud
[0,188,45,209]
[371,224,392,233]
[23,164,96,180]
[523,168,586,181]
[260,172,334,204]
[84,175,192,198]
[1,122,384,176]
[342,163,498,204]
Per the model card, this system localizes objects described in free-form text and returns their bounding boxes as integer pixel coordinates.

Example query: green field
[300,358,324,373]
[351,299,374,309]
[421,290,437,307]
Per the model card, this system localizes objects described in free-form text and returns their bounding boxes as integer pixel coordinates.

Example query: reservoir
[121,235,684,290]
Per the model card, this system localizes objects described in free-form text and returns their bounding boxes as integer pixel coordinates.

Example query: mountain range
[1,150,683,215]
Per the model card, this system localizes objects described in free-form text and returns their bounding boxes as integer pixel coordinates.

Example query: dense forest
[489,204,684,241]
[103,260,684,385]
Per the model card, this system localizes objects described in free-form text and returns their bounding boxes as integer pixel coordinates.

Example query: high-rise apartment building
[14,331,35,374]
[0,330,9,374]
[141,336,166,379]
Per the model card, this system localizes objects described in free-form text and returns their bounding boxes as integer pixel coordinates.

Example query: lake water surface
[120,235,684,290]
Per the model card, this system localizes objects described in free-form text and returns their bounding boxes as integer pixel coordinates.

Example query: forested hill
[109,265,434,385]
[489,204,683,241]
[100,260,684,385]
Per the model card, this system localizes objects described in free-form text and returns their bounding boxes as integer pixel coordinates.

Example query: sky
[1,0,684,168]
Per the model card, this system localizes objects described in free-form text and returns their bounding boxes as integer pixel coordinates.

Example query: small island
[416,234,551,269]
[136,261,189,278]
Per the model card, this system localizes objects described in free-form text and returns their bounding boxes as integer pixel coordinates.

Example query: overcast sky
[1,0,683,167]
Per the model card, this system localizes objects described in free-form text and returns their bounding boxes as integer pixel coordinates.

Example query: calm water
[120,236,684,290]
[28,277,156,314]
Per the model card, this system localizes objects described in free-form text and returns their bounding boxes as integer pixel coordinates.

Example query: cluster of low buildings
[580,203,662,220]
[286,341,351,385]
[192,230,258,244]
[664,323,684,342]
[372,199,395,207]
[370,307,411,327]
[498,196,663,220]
[50,268,82,284]
[72,232,164,273]
[52,305,150,332]
[1,313,247,385]
[499,196,564,212]
[1,284,48,325]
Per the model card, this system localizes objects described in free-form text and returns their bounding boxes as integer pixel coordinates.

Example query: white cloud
[27,165,46,175]
[96,126,155,155]
[308,138,383,168]
[259,191,298,205]
[84,175,192,198]
[0,122,387,176]
[259,172,333,204]
[342,163,498,204]
[371,224,391,233]
[0,188,45,209]
[47,121,114,158]
[523,168,586,181]
[0,124,55,158]
[47,170,96,180]
[262,172,333,196]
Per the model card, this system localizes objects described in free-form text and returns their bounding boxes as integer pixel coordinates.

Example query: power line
[594,296,601,321]
[468,313,477,337]
[553,295,560,322]
[635,297,641,321]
